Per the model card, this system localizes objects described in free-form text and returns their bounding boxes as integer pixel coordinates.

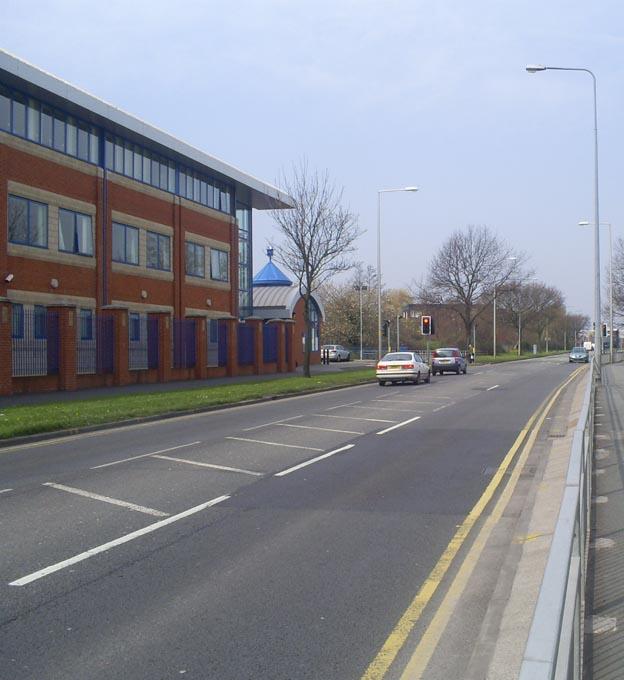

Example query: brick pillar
[189,315,207,380]
[48,304,78,391]
[245,318,264,375]
[103,306,130,386]
[224,318,238,377]
[148,312,172,384]
[0,299,12,395]
[285,321,296,372]
[276,320,287,373]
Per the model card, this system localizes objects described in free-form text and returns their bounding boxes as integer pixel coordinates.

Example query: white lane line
[9,495,230,587]
[277,423,364,435]
[371,399,417,404]
[225,437,323,452]
[350,405,422,414]
[42,482,168,517]
[326,401,362,411]
[486,385,500,391]
[275,445,355,477]
[433,404,451,412]
[310,414,397,424]
[91,442,201,470]
[377,416,422,435]
[151,454,263,477]
[242,415,303,431]
[0,488,12,494]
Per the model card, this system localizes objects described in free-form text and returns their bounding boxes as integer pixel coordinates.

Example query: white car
[376,351,431,385]
[321,344,351,361]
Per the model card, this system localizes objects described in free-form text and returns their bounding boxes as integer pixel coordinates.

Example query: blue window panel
[12,304,24,339]
[59,209,93,256]
[12,93,26,137]
[27,99,40,142]
[79,309,93,340]
[53,113,66,152]
[0,85,10,131]
[40,105,53,147]
[8,195,48,248]
[129,313,141,342]
[34,305,47,340]
[66,117,77,156]
[89,127,99,164]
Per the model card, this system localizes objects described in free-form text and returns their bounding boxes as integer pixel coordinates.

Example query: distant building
[253,249,324,366]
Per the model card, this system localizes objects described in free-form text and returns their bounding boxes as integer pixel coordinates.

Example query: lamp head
[578,221,590,226]
[404,186,419,192]
[526,64,547,73]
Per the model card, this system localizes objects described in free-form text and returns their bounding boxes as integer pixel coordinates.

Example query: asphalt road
[0,356,577,680]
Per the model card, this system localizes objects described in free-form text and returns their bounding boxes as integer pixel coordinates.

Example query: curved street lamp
[526,63,602,376]
[377,187,419,360]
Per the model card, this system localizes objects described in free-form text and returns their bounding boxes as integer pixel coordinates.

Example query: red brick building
[0,50,294,395]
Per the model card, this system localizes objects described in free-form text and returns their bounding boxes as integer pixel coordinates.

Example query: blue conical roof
[253,249,292,287]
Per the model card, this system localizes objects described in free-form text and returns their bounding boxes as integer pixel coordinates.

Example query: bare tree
[416,225,526,346]
[271,161,361,377]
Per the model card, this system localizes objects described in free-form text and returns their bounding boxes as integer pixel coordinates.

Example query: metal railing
[519,360,595,679]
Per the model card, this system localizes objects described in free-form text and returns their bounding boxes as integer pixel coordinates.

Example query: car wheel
[456,368,460,374]
[346,353,350,361]
[425,370,431,384]
[378,380,386,386]
[463,366,467,374]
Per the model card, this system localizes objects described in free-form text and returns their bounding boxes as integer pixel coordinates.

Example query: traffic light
[421,315,431,336]
[602,323,607,337]
[382,320,390,337]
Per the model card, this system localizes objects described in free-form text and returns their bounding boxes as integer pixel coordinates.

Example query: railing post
[147,312,171,383]
[276,320,287,373]
[189,315,207,380]
[48,304,77,391]
[224,318,238,377]
[285,320,296,372]
[0,298,13,395]
[245,318,264,374]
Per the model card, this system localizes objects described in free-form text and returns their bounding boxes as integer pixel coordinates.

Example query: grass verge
[474,350,566,364]
[0,369,375,441]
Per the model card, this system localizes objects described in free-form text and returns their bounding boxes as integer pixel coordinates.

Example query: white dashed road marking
[0,488,12,494]
[310,414,396,424]
[225,437,323,452]
[242,416,303,431]
[326,401,362,410]
[9,495,230,586]
[486,385,500,391]
[377,416,422,435]
[151,454,263,476]
[277,423,364,435]
[42,482,169,517]
[275,445,355,477]
[91,442,202,470]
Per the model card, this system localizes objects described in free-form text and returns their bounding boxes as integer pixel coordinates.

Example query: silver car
[377,351,431,385]
[569,347,589,363]
[321,344,351,362]
[431,347,467,375]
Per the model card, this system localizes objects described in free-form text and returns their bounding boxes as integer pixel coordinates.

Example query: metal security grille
[76,315,115,375]
[147,318,159,370]
[237,323,255,366]
[12,308,59,377]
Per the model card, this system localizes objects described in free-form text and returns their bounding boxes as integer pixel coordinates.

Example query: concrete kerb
[0,377,378,449]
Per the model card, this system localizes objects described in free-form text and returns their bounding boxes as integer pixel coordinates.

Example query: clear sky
[3,0,623,318]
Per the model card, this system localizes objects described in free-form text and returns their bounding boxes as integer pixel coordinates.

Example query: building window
[185,242,205,278]
[146,231,171,271]
[59,209,93,256]
[210,249,229,282]
[34,305,47,340]
[78,309,93,341]
[112,222,139,265]
[8,195,48,248]
[11,304,24,339]
[129,312,141,342]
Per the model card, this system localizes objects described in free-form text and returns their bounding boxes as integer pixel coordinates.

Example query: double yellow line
[361,366,585,680]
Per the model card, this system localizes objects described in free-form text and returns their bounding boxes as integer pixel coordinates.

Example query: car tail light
[402,364,414,369]
[377,364,386,370]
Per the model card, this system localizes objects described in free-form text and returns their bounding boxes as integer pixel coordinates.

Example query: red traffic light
[421,315,432,335]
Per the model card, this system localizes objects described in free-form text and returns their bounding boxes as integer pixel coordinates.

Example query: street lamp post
[526,64,602,377]
[579,220,614,362]
[377,187,418,360]
[354,283,368,360]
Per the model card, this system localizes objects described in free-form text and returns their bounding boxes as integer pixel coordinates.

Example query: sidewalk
[584,362,624,679]
[0,360,375,408]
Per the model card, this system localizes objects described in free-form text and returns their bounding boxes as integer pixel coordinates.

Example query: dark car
[569,347,589,363]
[432,347,467,375]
